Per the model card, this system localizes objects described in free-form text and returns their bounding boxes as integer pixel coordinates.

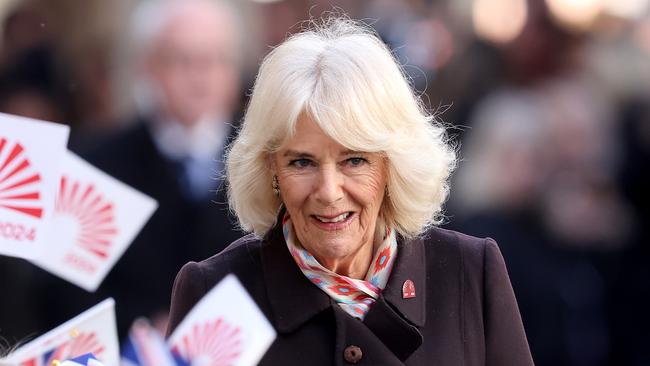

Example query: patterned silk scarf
[282,215,398,319]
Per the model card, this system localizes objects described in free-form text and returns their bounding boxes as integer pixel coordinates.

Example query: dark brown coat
[167,222,534,365]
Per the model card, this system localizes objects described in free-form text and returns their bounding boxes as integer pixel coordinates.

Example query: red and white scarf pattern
[282,215,398,319]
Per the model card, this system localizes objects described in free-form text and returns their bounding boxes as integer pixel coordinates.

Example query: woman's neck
[314,240,374,279]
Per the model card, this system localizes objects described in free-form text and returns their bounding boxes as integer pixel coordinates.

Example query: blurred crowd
[0,0,648,365]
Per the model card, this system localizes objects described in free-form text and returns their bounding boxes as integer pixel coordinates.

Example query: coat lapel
[261,220,332,333]
[361,235,427,362]
[382,235,427,327]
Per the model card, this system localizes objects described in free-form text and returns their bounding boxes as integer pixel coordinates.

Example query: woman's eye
[347,157,367,167]
[290,158,312,168]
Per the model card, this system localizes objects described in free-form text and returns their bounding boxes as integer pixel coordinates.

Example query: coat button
[343,345,363,364]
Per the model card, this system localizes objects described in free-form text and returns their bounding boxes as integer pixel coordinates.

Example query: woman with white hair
[167,18,533,365]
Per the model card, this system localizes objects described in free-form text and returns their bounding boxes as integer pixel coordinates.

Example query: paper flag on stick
[33,151,158,292]
[121,318,188,366]
[168,274,276,366]
[2,298,119,366]
[60,353,105,366]
[0,113,69,259]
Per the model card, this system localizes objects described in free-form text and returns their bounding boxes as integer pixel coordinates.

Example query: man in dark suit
[35,0,244,338]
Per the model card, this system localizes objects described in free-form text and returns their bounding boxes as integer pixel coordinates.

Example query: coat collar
[261,219,332,333]
[261,212,427,334]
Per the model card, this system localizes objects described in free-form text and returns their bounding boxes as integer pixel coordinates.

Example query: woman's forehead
[271,109,387,158]
[279,116,357,154]
[280,118,350,155]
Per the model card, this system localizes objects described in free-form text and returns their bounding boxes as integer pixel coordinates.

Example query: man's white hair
[129,0,240,57]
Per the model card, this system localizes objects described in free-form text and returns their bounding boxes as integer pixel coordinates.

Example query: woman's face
[272,116,388,270]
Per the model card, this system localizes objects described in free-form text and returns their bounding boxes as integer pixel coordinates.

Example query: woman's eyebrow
[283,150,316,158]
[341,149,364,156]
[282,149,366,158]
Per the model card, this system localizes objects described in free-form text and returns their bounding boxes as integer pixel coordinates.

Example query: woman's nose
[314,164,344,205]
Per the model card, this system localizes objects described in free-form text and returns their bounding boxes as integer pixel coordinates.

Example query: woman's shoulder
[172,233,266,307]
[419,226,504,277]
[192,233,265,281]
[419,228,533,364]
[421,226,498,254]
[167,233,267,336]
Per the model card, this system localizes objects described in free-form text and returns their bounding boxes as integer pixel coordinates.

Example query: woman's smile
[310,211,354,230]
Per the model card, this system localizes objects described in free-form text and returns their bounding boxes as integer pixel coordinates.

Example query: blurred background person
[31,0,245,339]
[0,0,126,139]
[444,1,643,365]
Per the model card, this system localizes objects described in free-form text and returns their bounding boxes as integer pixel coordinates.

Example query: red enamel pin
[402,279,416,299]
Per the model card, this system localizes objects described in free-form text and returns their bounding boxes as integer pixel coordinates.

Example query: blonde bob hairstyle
[226,17,456,238]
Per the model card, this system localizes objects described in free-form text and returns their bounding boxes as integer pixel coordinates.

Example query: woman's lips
[310,212,355,231]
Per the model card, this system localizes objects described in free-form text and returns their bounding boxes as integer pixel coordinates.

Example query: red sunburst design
[45,332,105,364]
[55,176,118,259]
[172,317,242,366]
[0,137,43,218]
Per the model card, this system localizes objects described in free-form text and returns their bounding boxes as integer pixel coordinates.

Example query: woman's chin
[307,234,368,264]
